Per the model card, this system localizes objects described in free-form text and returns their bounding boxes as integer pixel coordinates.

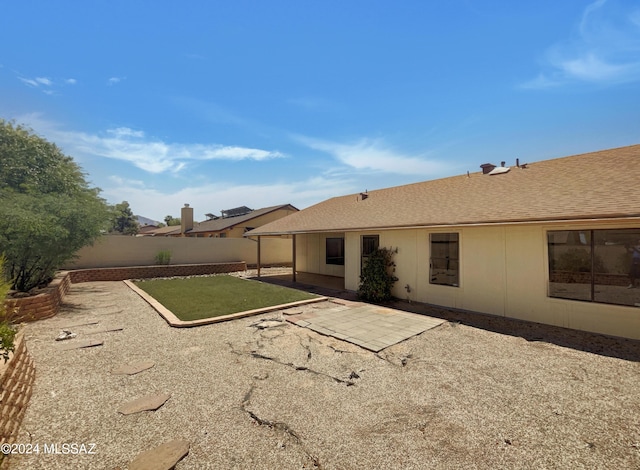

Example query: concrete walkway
[284,300,445,352]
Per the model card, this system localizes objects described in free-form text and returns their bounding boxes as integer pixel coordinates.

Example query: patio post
[292,234,297,282]
[257,235,261,277]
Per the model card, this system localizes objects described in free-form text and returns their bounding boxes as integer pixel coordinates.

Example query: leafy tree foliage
[0,120,110,291]
[109,201,139,235]
[164,215,181,226]
[0,257,16,363]
[357,247,399,303]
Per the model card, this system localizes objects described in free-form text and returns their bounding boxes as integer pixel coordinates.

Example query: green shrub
[154,250,172,265]
[357,247,398,303]
[0,323,16,364]
[0,256,16,363]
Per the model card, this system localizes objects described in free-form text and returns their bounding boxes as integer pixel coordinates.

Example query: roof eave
[245,214,640,236]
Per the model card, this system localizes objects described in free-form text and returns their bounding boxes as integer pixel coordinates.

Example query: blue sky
[1,0,639,222]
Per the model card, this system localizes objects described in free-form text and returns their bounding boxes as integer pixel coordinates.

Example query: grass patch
[134,275,318,321]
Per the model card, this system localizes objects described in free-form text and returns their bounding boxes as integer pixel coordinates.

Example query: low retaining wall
[0,332,35,448]
[68,261,247,283]
[4,273,72,324]
[5,262,247,324]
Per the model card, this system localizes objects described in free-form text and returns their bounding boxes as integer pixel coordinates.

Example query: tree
[109,201,139,235]
[0,120,110,291]
[0,256,16,363]
[164,215,181,226]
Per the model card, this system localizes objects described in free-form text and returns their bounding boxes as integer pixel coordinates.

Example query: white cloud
[16,114,284,174]
[35,77,52,86]
[522,0,640,88]
[72,129,284,173]
[108,127,145,138]
[558,52,634,81]
[17,75,78,93]
[18,76,58,94]
[108,77,124,85]
[102,175,356,220]
[19,77,40,87]
[295,135,445,176]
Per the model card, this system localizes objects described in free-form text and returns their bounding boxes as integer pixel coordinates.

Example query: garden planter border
[0,332,35,456]
[4,262,247,323]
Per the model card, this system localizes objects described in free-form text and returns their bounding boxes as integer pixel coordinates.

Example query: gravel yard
[8,277,640,469]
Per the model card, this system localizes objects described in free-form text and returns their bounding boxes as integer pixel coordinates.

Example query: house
[186,204,298,238]
[246,144,640,340]
[141,204,298,238]
[139,225,182,237]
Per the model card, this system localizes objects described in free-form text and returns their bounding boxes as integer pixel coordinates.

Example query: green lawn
[134,275,318,321]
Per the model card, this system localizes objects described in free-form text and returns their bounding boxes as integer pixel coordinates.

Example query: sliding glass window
[548,229,640,306]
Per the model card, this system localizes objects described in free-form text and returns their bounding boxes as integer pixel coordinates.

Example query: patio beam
[257,235,261,277]
[292,234,297,282]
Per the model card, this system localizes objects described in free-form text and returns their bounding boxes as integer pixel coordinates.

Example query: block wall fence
[63,235,292,269]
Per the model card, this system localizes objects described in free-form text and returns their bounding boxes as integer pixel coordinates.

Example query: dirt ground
[7,278,640,469]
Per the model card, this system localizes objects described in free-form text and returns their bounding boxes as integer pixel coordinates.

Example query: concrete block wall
[64,236,292,269]
[0,332,35,448]
[67,262,247,283]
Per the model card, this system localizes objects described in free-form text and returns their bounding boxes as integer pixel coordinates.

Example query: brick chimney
[181,204,194,235]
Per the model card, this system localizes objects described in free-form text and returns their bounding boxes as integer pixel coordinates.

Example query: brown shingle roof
[188,204,298,233]
[142,225,182,236]
[247,144,640,235]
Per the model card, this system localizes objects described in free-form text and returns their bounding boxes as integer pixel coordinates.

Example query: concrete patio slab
[285,300,446,352]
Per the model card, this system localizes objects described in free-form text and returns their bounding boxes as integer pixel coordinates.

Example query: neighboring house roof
[247,144,640,236]
[136,215,162,226]
[138,224,160,233]
[143,225,182,236]
[188,204,298,234]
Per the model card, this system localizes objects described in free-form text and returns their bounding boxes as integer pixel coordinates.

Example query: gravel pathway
[8,278,640,469]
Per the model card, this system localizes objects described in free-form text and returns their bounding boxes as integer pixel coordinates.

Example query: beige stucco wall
[299,222,640,340]
[295,233,345,278]
[63,236,292,269]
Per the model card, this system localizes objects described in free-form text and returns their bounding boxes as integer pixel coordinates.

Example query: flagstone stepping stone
[111,361,155,376]
[128,439,189,470]
[118,393,171,415]
[59,339,104,350]
[59,321,99,329]
[85,326,124,335]
[282,308,303,316]
[251,319,286,329]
